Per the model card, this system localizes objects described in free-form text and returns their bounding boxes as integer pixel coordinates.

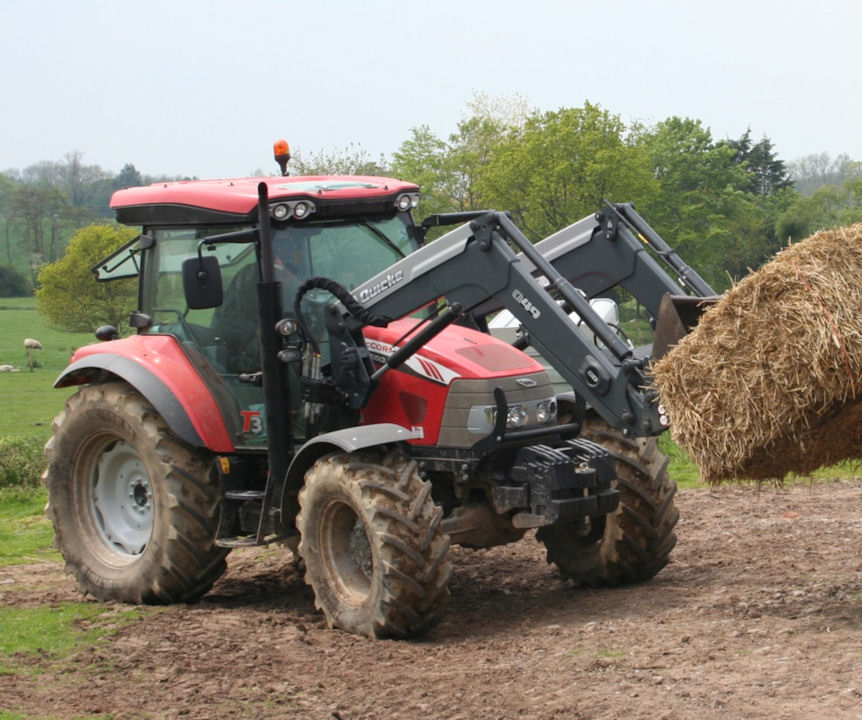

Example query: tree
[291,144,389,176]
[1,155,139,282]
[727,129,793,196]
[7,183,68,273]
[56,151,107,208]
[36,224,138,332]
[391,93,530,223]
[633,117,747,284]
[465,91,530,128]
[20,160,60,186]
[114,163,143,190]
[788,153,861,196]
[86,177,120,218]
[442,93,529,213]
[775,176,862,242]
[478,102,657,239]
[390,125,455,218]
[0,265,30,297]
[445,114,510,212]
[634,119,796,289]
[0,173,15,265]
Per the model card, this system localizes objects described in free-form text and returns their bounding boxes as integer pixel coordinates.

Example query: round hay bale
[652,223,862,484]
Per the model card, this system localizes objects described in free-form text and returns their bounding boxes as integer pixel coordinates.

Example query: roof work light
[274,139,291,176]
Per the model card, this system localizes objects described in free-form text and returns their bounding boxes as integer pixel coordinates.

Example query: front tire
[44,382,228,603]
[537,419,678,586]
[297,449,452,638]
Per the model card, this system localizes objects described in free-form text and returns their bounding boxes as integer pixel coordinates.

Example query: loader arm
[466,203,719,363]
[351,211,666,438]
[533,203,715,315]
[472,203,716,320]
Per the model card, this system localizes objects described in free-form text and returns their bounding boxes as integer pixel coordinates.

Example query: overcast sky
[1,0,859,180]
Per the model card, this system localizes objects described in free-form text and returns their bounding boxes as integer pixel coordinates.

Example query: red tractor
[44,142,715,637]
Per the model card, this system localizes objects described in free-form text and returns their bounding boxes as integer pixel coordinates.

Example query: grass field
[0,298,131,692]
[0,488,58,565]
[0,298,93,439]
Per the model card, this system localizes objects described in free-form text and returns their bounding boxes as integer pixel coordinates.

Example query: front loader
[44,143,717,637]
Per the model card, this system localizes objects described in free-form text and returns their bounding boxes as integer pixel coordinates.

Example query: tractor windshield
[270,213,416,296]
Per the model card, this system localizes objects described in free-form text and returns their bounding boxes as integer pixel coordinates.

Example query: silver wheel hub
[321,500,373,604]
[91,440,153,556]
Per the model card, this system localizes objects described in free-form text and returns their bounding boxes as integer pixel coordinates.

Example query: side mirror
[182,255,223,310]
[95,325,120,341]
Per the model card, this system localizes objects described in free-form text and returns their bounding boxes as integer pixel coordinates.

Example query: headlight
[469,396,557,435]
[271,203,290,220]
[507,404,528,428]
[269,200,316,221]
[395,192,420,212]
[485,404,529,429]
[536,399,557,424]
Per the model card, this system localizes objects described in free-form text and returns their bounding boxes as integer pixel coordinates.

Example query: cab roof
[110,175,420,226]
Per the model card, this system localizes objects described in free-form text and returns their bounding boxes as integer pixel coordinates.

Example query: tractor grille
[437,371,556,447]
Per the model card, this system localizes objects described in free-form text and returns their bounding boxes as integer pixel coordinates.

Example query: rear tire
[537,419,678,586]
[44,382,228,603]
[297,449,451,638]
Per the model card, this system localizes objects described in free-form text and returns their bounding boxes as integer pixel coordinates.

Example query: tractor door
[142,225,271,448]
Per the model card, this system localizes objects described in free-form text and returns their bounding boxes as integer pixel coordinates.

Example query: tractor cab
[101,154,422,448]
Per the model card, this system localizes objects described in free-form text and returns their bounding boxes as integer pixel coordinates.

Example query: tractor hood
[363,319,544,386]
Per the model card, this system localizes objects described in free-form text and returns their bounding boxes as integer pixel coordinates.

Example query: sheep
[24,337,42,371]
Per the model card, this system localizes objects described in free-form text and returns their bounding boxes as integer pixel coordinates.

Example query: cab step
[215,532,289,549]
[224,489,266,501]
[215,535,259,548]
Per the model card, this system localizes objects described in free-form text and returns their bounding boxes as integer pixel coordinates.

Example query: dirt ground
[2,479,861,720]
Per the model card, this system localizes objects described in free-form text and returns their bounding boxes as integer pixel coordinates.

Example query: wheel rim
[319,498,373,606]
[88,439,153,557]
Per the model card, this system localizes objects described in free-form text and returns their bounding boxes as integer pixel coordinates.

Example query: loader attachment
[652,293,720,361]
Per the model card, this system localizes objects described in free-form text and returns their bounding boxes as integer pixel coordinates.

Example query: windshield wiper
[360,220,406,259]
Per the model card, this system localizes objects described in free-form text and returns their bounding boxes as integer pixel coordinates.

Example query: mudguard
[54,335,235,452]
[283,423,419,495]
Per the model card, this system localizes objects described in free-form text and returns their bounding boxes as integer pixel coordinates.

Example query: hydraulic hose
[293,277,391,354]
